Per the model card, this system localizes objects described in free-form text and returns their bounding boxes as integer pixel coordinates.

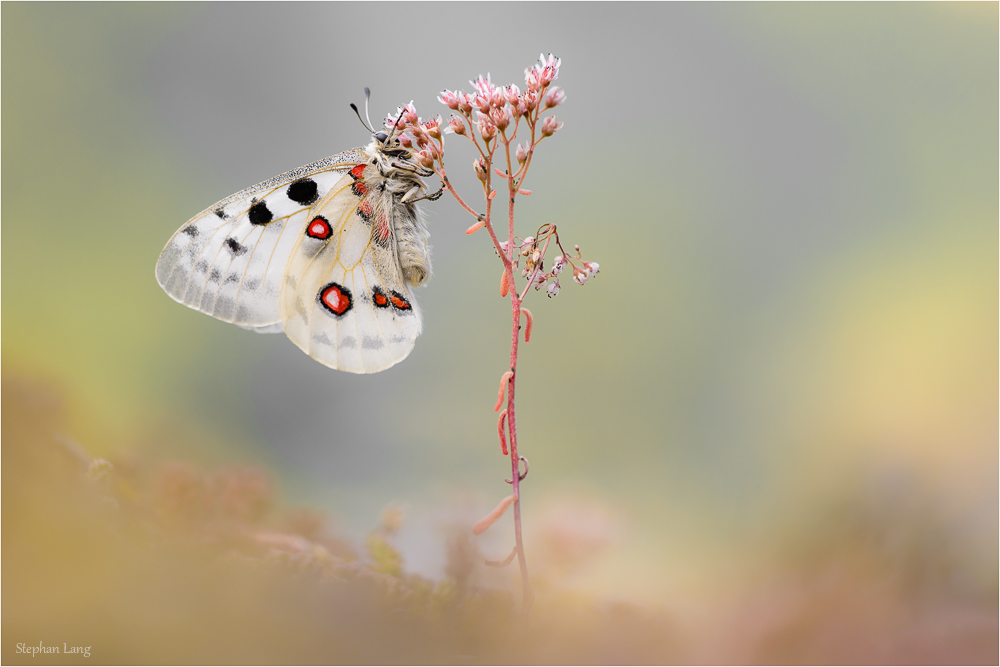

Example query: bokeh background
[3,2,997,663]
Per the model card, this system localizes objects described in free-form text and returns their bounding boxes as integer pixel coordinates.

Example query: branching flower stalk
[385,55,599,610]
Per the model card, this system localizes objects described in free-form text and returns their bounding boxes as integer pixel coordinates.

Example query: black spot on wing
[287,178,319,206]
[214,209,227,219]
[248,201,273,226]
[225,238,247,256]
[182,224,200,237]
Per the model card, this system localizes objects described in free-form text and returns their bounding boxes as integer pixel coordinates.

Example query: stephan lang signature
[16,642,91,658]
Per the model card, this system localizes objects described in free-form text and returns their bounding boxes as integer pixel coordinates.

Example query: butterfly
[156,93,441,373]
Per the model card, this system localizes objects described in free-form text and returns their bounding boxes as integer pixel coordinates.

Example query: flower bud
[417,150,434,168]
[399,134,412,148]
[541,116,563,137]
[544,86,565,109]
[473,158,487,183]
[516,143,528,164]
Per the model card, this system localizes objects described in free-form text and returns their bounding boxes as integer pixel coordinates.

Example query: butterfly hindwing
[280,173,421,373]
[155,152,366,328]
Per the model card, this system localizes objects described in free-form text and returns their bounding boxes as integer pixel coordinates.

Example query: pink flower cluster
[437,54,565,148]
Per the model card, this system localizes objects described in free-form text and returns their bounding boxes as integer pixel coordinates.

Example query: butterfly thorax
[354,136,432,287]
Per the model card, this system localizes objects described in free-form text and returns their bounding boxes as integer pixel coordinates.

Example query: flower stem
[506,289,532,611]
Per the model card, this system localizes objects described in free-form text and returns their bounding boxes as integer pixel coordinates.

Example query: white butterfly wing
[155,151,367,329]
[280,173,422,373]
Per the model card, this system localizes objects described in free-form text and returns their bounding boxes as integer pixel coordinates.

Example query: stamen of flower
[495,370,514,412]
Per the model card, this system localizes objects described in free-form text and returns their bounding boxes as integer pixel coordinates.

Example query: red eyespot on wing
[372,286,389,308]
[389,291,411,311]
[349,164,366,180]
[306,216,332,239]
[352,181,369,197]
[318,282,352,317]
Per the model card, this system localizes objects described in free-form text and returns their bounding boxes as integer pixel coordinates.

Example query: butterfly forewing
[155,152,365,328]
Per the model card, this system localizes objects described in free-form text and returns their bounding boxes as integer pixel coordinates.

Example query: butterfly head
[369,131,433,178]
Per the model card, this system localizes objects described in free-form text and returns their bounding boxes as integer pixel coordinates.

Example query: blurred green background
[3,2,997,662]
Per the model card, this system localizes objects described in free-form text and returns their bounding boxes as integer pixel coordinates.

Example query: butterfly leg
[403,184,445,204]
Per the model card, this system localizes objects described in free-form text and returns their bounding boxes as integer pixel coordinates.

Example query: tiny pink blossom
[522,90,539,112]
[490,106,511,131]
[446,115,466,135]
[490,88,507,110]
[552,255,565,274]
[473,158,488,182]
[525,53,561,91]
[584,261,600,277]
[438,89,460,110]
[516,143,528,164]
[547,282,560,298]
[386,102,418,130]
[422,116,442,139]
[470,74,497,98]
[544,86,565,109]
[476,113,497,141]
[572,268,588,285]
[541,116,563,137]
[506,85,521,106]
[416,150,434,168]
[457,92,474,114]
[398,133,412,148]
[473,93,491,114]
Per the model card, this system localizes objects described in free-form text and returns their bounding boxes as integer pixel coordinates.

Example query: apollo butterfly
[155,91,442,373]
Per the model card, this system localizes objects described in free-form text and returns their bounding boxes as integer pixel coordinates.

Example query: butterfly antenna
[363,87,376,132]
[349,102,374,134]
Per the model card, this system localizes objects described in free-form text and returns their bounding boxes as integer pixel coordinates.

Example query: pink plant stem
[440,126,533,610]
[502,132,532,610]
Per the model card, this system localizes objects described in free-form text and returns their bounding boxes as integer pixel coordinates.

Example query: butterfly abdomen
[394,202,431,286]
